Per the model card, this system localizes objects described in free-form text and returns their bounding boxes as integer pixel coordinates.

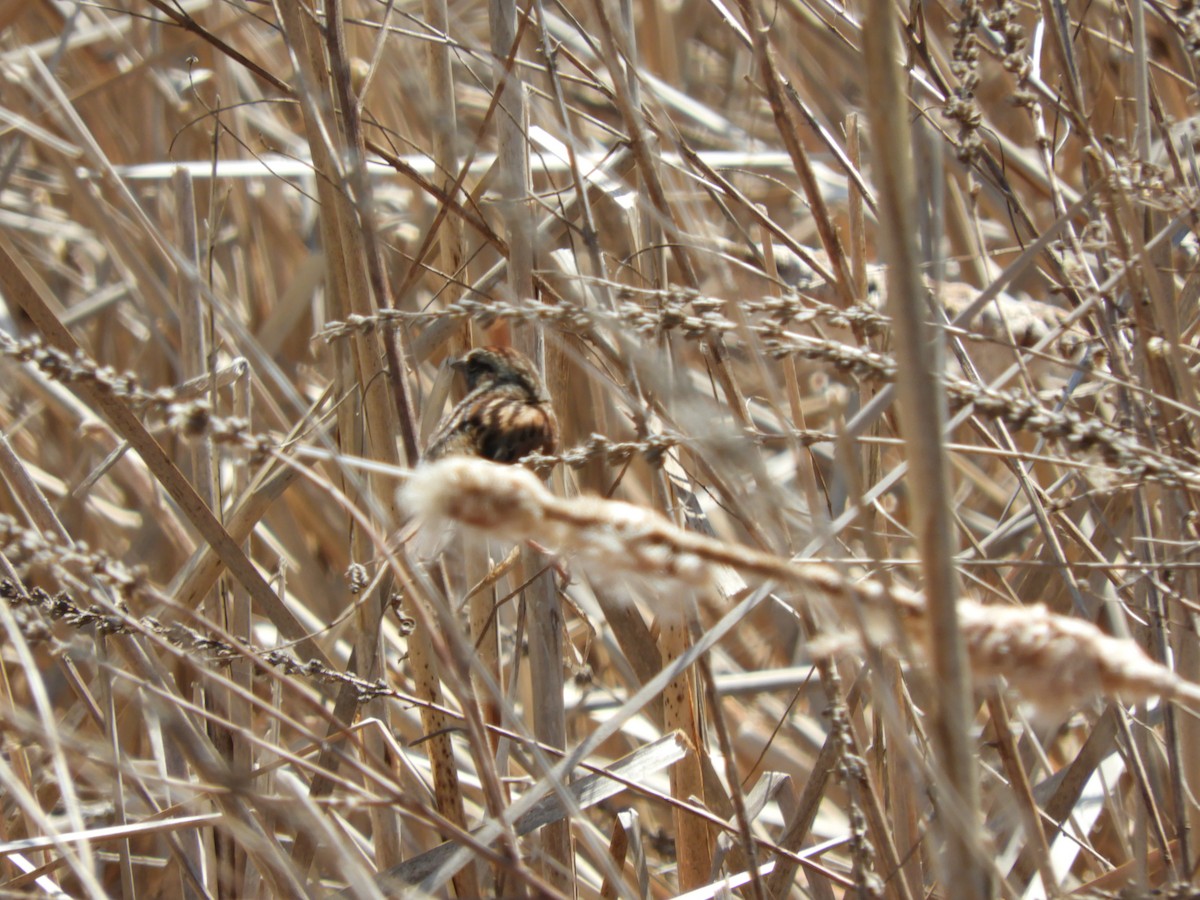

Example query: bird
[424,346,558,463]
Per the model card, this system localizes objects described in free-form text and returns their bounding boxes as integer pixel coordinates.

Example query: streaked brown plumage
[424,346,558,463]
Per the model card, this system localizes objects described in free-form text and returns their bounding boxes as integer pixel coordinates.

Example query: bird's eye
[461,355,498,388]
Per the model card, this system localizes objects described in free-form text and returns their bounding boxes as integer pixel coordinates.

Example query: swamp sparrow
[424,346,558,463]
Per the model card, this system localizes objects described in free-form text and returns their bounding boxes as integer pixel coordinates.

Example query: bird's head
[452,346,548,401]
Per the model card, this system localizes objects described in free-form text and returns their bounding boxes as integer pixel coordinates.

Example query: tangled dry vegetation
[2,0,1200,897]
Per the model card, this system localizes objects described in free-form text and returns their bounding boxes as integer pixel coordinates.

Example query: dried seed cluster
[404,457,1200,712]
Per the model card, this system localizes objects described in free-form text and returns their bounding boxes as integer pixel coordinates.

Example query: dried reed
[1,0,1198,896]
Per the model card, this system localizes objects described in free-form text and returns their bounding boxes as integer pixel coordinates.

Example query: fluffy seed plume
[952,602,1200,711]
[402,456,715,586]
[402,458,1200,711]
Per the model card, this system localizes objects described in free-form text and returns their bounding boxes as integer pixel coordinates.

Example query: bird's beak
[449,357,468,373]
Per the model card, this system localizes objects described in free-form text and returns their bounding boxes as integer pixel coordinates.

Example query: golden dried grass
[0,0,1198,897]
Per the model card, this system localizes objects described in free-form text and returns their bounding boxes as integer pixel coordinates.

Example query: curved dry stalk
[403,457,1200,713]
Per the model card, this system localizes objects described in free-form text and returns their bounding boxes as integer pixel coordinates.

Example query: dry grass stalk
[404,457,1200,713]
[862,0,982,890]
[659,616,712,892]
[5,0,1200,895]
